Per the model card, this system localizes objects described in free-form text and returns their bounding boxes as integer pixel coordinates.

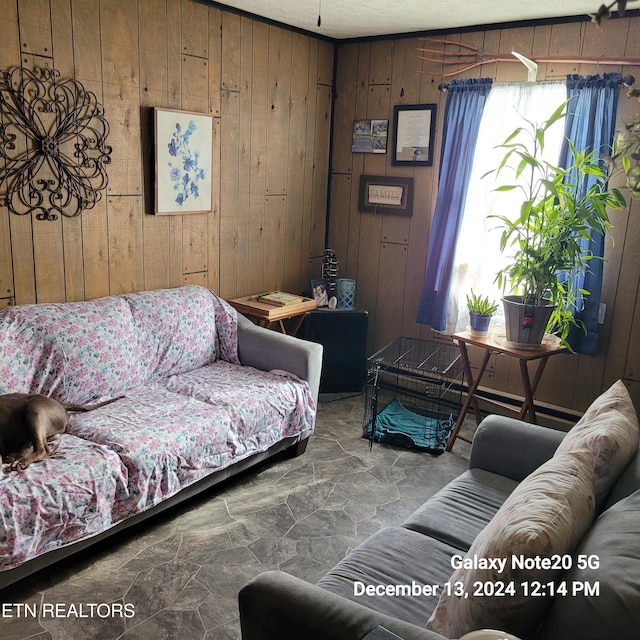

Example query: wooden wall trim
[0,0,334,309]
[328,15,640,414]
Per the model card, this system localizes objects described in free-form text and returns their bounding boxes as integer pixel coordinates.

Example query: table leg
[287,312,308,336]
[259,314,308,336]
[517,355,550,423]
[446,343,491,452]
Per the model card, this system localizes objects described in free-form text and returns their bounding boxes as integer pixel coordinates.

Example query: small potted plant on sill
[466,290,499,337]
[484,101,627,349]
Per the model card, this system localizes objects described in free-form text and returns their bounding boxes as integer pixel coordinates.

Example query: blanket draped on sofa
[0,286,315,575]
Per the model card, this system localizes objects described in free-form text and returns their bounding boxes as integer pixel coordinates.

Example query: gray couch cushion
[317,526,458,627]
[604,447,640,509]
[536,488,640,640]
[401,469,518,550]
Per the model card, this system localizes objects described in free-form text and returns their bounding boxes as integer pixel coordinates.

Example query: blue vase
[337,279,356,309]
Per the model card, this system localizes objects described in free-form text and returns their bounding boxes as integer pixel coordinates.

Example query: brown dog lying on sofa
[0,393,122,471]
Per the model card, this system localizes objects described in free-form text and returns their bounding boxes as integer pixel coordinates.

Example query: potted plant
[466,290,499,337]
[485,102,626,348]
[591,2,640,199]
[613,89,640,199]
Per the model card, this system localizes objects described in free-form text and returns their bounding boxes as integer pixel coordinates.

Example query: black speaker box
[299,306,368,393]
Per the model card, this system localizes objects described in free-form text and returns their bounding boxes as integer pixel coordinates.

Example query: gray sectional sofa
[239,380,640,640]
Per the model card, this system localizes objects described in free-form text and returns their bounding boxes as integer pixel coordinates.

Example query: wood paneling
[328,16,640,415]
[3,1,637,415]
[0,0,333,310]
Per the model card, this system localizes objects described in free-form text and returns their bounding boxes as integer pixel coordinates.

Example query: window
[444,81,567,334]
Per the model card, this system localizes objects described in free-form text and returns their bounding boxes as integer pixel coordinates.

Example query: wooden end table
[447,330,566,451]
[227,293,316,336]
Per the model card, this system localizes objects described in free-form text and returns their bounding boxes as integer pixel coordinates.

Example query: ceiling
[205,0,610,40]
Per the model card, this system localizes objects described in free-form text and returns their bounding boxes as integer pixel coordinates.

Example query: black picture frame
[358,175,414,217]
[391,103,437,166]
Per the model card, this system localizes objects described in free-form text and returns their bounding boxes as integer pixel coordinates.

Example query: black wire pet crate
[363,336,464,454]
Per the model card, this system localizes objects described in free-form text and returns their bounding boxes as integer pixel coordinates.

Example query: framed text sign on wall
[391,104,437,166]
[358,175,414,216]
[154,107,213,215]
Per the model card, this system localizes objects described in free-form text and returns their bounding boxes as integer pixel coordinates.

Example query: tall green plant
[589,1,640,197]
[613,87,640,199]
[484,102,627,347]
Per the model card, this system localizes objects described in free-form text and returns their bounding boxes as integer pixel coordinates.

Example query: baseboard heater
[460,382,583,429]
[376,374,583,429]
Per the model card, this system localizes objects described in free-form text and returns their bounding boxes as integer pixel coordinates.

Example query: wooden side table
[447,330,566,451]
[227,293,316,336]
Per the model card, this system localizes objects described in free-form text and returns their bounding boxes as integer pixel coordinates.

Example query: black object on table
[298,305,368,393]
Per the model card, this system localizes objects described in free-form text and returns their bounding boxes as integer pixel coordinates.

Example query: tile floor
[0,393,473,640]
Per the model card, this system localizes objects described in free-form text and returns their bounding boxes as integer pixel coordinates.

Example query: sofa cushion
[0,297,147,403]
[159,360,316,444]
[426,449,595,639]
[555,379,639,511]
[67,385,246,518]
[0,312,63,396]
[124,286,220,381]
[401,468,518,551]
[604,447,640,509]
[0,434,128,572]
[317,526,459,627]
[536,488,640,640]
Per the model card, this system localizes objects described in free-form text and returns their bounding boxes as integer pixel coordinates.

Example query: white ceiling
[206,0,610,40]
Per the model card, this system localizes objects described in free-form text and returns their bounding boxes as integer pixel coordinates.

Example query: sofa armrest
[239,570,449,640]
[236,314,323,404]
[469,415,566,482]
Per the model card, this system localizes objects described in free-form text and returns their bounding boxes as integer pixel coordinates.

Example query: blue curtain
[416,78,492,329]
[560,73,621,355]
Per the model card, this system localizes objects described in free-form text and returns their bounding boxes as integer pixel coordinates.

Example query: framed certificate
[392,104,437,166]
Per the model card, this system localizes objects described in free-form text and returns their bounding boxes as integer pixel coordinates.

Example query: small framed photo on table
[311,279,329,307]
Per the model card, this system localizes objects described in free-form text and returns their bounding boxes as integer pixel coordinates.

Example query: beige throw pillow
[555,379,639,511]
[426,449,595,639]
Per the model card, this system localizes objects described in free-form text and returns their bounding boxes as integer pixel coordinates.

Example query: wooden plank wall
[0,0,334,309]
[328,16,640,415]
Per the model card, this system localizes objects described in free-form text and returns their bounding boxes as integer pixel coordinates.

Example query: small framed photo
[358,175,414,217]
[352,119,388,154]
[310,279,329,307]
[391,104,437,166]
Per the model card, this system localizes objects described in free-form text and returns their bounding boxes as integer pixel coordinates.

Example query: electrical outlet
[598,302,606,324]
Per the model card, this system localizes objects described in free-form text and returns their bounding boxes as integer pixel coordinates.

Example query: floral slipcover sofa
[0,285,322,589]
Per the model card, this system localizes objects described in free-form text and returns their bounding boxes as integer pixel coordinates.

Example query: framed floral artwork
[154,107,213,215]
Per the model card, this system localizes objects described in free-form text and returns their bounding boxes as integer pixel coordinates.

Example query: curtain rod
[438,74,636,91]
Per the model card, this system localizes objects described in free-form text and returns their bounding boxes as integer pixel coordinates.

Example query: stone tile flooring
[0,393,472,640]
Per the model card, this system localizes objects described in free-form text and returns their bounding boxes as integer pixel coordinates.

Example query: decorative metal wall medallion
[0,66,112,221]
